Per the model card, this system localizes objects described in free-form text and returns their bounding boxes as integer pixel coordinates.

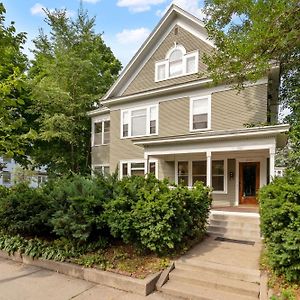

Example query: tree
[0,3,30,164]
[29,7,121,175]
[203,0,300,169]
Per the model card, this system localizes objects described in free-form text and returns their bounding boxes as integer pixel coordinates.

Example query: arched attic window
[155,44,199,82]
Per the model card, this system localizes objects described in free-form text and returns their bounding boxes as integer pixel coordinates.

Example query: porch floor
[212,205,259,213]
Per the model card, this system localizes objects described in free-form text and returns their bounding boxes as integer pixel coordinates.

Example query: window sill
[120,133,158,140]
[92,144,109,147]
[155,71,197,83]
[189,128,212,133]
[212,190,228,195]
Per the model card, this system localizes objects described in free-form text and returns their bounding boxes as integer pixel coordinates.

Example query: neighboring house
[0,156,47,188]
[88,5,288,207]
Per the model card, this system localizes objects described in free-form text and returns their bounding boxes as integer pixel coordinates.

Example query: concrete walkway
[0,257,168,300]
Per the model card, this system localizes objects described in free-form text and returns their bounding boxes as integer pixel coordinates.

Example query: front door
[239,162,260,205]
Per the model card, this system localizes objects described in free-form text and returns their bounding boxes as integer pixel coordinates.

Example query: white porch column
[269,147,275,182]
[206,151,212,187]
[144,153,149,174]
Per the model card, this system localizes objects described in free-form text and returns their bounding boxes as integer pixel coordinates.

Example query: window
[212,160,224,191]
[94,165,110,176]
[121,105,158,138]
[169,49,183,77]
[190,96,211,131]
[192,161,206,185]
[93,120,110,146]
[2,171,11,184]
[176,159,226,192]
[2,156,11,163]
[178,161,189,186]
[37,175,47,186]
[155,45,198,82]
[120,161,157,178]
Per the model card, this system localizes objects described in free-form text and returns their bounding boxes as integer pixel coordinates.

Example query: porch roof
[133,124,289,147]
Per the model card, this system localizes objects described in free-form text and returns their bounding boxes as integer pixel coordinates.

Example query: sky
[2,0,205,68]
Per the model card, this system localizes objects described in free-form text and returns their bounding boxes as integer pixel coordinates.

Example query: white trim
[108,79,268,111]
[119,159,158,179]
[155,45,199,82]
[120,104,159,139]
[92,119,110,147]
[189,94,211,132]
[235,156,267,206]
[103,5,212,100]
[174,157,227,193]
[135,124,289,146]
[211,210,260,218]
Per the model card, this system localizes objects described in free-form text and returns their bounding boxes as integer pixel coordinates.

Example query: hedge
[259,170,300,282]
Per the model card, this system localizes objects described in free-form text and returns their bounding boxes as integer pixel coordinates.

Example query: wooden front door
[239,162,260,205]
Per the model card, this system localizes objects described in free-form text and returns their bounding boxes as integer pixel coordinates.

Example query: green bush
[47,174,115,244]
[105,174,212,254]
[259,170,300,282]
[0,184,53,236]
[0,185,10,199]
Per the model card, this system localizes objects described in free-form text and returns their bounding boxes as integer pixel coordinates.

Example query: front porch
[134,125,288,207]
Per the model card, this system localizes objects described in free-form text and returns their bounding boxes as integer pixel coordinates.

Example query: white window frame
[120,104,159,139]
[92,117,110,147]
[189,95,211,132]
[175,158,227,194]
[92,164,110,176]
[155,44,199,82]
[119,159,158,179]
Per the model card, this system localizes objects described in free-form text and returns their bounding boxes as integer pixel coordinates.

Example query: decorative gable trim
[102,5,215,101]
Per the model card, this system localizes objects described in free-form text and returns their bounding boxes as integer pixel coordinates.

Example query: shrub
[0,183,53,236]
[47,174,112,244]
[259,170,300,282]
[105,174,211,254]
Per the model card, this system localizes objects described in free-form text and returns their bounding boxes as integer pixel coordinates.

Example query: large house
[88,5,288,207]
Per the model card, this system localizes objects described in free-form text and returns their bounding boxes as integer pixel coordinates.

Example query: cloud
[30,3,75,18]
[82,0,101,3]
[116,27,151,45]
[30,3,46,16]
[157,0,206,20]
[117,0,167,13]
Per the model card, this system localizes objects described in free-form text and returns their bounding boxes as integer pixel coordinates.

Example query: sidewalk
[0,257,167,300]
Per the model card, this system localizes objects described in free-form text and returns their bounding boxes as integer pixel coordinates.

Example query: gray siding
[212,84,268,130]
[212,159,236,206]
[123,25,213,96]
[91,145,109,165]
[109,110,144,172]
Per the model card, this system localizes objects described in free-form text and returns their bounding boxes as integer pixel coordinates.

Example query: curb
[0,250,162,296]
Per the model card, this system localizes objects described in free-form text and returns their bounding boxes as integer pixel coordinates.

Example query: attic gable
[103,5,214,101]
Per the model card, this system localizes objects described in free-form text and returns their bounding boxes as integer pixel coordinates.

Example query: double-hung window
[190,95,211,131]
[94,165,110,176]
[93,120,110,146]
[121,105,158,138]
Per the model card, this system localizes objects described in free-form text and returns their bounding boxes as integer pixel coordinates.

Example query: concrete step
[169,268,260,297]
[207,225,261,239]
[210,213,260,224]
[207,231,261,242]
[209,219,260,230]
[160,280,258,300]
[175,260,260,283]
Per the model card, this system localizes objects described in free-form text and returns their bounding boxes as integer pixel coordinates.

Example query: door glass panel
[178,161,188,186]
[243,165,256,196]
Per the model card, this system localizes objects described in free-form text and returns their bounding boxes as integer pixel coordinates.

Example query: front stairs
[158,210,262,300]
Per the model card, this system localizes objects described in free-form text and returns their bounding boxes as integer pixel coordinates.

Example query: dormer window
[155,44,198,82]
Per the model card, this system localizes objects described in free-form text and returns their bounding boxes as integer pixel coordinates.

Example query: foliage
[0,3,31,161]
[104,174,212,254]
[12,165,37,185]
[28,7,122,175]
[47,174,111,244]
[203,0,300,169]
[0,183,53,236]
[259,171,300,282]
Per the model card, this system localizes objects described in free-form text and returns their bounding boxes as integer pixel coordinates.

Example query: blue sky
[2,0,205,67]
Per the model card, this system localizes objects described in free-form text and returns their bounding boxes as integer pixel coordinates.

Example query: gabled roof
[103,4,214,101]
